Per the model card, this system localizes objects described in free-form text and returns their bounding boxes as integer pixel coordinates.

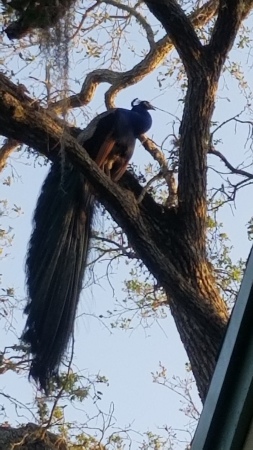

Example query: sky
[1,3,253,449]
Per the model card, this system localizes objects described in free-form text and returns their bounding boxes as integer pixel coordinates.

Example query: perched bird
[23,99,154,392]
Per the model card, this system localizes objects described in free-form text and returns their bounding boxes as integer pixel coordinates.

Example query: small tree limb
[0,139,20,172]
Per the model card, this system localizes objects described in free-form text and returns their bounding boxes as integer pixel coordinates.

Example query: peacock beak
[147,102,156,110]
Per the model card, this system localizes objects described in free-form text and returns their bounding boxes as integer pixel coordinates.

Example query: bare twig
[0,139,20,172]
[209,146,253,179]
[70,1,99,40]
[140,135,178,206]
[210,108,246,136]
[137,172,163,203]
[103,0,155,48]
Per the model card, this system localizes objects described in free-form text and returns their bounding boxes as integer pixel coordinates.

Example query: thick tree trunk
[165,260,228,401]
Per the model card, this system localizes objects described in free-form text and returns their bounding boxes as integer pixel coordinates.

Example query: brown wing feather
[111,160,128,182]
[95,135,116,168]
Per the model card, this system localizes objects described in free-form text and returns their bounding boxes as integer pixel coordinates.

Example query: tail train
[23,163,94,390]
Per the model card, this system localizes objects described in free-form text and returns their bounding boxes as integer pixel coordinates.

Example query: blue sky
[1,5,253,448]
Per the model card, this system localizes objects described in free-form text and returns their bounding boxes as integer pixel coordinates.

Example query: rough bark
[0,423,106,449]
[0,138,19,171]
[0,423,68,450]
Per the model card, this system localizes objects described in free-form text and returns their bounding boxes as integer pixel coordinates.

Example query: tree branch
[50,0,219,112]
[144,0,204,78]
[140,135,178,206]
[208,0,253,61]
[209,146,253,179]
[0,139,19,172]
[0,423,68,450]
[50,36,173,111]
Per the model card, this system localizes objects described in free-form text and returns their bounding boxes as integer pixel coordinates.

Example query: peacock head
[131,98,155,110]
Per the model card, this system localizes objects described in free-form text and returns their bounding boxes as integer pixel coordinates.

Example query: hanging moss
[40,8,73,112]
[2,0,77,107]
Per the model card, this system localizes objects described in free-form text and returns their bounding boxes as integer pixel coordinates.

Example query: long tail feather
[23,163,94,391]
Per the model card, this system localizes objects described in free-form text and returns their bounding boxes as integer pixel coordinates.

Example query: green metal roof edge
[191,246,253,450]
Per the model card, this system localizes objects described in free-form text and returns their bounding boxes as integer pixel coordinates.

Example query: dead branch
[209,147,253,179]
